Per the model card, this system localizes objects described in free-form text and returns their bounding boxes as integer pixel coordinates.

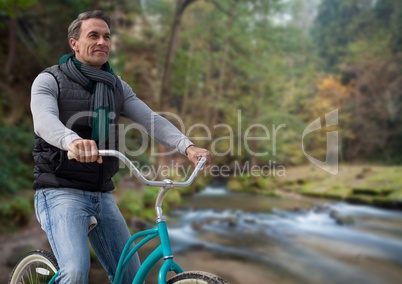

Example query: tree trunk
[180,43,194,119]
[209,3,236,128]
[158,0,196,167]
[160,0,196,112]
[5,18,17,78]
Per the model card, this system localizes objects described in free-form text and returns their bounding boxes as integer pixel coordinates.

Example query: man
[31,10,210,284]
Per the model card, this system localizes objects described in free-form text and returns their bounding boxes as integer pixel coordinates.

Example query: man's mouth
[94,50,108,54]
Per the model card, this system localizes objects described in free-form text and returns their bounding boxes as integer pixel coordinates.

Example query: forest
[2,2,402,283]
[1,0,402,196]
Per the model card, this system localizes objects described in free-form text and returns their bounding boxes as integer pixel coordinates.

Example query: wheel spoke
[9,250,58,284]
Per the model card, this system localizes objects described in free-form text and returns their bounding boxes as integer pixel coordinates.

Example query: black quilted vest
[32,65,124,192]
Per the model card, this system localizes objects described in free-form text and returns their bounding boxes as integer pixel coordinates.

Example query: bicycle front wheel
[9,249,59,284]
[167,271,229,284]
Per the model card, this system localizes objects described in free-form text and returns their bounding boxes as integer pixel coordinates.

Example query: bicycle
[9,150,229,284]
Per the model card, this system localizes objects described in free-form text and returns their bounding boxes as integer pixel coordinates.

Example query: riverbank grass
[276,164,402,208]
[227,164,402,208]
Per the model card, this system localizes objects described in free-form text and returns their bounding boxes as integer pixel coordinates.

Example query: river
[155,183,402,284]
[3,184,402,284]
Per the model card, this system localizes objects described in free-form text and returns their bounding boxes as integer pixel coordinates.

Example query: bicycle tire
[8,249,59,284]
[167,271,229,284]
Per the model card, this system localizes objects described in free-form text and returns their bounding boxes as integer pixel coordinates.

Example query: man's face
[70,18,111,69]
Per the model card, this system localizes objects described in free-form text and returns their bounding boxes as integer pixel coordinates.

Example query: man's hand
[185,145,211,168]
[68,139,103,164]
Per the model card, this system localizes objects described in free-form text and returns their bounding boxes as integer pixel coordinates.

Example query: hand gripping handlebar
[68,150,206,221]
[68,149,206,188]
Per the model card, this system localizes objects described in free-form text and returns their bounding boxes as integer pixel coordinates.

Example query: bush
[118,187,183,223]
[117,191,143,221]
[0,126,33,194]
[0,197,33,228]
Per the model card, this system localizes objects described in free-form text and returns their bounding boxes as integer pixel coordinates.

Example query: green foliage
[117,187,182,222]
[312,0,374,71]
[279,165,402,208]
[310,0,402,163]
[143,187,182,211]
[0,197,33,229]
[117,191,144,221]
[0,0,37,18]
[368,167,402,190]
[0,127,33,194]
[0,0,401,197]
[390,1,402,53]
[227,175,277,196]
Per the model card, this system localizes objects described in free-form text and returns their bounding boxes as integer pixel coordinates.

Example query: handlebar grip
[67,151,101,161]
[67,151,75,160]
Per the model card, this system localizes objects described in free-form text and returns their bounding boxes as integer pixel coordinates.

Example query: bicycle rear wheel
[167,271,229,284]
[9,249,59,284]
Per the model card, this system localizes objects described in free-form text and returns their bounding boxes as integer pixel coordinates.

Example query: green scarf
[59,53,121,147]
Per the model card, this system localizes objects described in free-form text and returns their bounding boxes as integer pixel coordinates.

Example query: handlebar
[68,150,206,188]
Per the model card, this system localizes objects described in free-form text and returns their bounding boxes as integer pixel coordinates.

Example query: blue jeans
[34,188,141,284]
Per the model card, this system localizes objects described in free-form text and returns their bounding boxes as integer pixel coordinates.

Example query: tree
[312,0,374,71]
[156,0,197,167]
[343,35,402,162]
[160,0,197,111]
[311,0,402,162]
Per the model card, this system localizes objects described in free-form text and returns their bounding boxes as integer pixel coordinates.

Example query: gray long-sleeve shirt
[31,72,193,155]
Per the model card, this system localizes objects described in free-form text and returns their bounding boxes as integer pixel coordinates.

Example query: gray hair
[68,10,111,41]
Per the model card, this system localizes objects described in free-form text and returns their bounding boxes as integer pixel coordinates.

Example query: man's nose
[97,36,107,45]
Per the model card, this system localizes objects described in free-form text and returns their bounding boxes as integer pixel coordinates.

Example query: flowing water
[160,184,402,284]
[4,184,401,284]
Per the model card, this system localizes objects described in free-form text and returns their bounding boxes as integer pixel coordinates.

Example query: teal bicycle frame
[48,150,207,284]
[113,221,183,284]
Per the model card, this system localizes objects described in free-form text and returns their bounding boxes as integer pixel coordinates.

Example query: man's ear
[69,38,78,52]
